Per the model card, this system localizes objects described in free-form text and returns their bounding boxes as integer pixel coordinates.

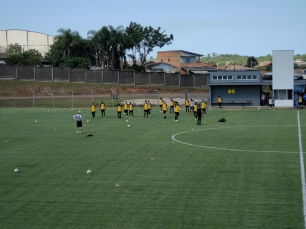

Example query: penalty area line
[297,110,306,229]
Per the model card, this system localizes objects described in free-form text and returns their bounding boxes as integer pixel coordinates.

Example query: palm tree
[88,26,110,68]
[55,28,81,57]
[107,25,125,69]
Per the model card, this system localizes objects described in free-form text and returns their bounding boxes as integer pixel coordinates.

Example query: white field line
[171,125,300,154]
[297,110,306,229]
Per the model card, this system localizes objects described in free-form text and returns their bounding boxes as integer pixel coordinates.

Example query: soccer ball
[87,170,91,174]
[35,120,37,123]
[87,120,89,123]
[127,125,130,127]
[126,120,128,122]
[14,168,19,173]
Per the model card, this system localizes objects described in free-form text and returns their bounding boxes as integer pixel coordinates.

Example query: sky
[1,0,305,59]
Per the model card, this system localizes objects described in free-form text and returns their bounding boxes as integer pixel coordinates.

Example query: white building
[272,50,294,107]
[0,29,54,56]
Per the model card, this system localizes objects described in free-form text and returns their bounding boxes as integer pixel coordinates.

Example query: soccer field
[0,107,305,228]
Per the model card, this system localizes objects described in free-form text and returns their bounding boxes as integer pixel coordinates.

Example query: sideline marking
[297,111,306,229]
[171,125,299,154]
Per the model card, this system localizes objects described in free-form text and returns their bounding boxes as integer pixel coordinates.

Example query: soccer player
[201,99,206,116]
[147,100,152,116]
[124,101,128,117]
[185,99,190,112]
[100,101,106,117]
[129,102,134,117]
[144,100,149,118]
[194,102,197,120]
[174,102,180,121]
[190,99,194,113]
[170,99,174,113]
[298,95,303,109]
[162,100,167,119]
[159,97,163,111]
[197,105,202,125]
[218,96,222,108]
[91,102,96,119]
[117,104,122,119]
[73,111,82,134]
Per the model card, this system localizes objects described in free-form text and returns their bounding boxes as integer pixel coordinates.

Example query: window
[237,75,241,80]
[168,59,170,61]
[218,76,222,80]
[228,75,233,80]
[213,76,217,80]
[242,75,246,79]
[247,75,251,79]
[161,59,163,62]
[252,75,257,80]
[223,75,227,80]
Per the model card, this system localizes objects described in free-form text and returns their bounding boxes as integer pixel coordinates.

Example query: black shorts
[160,105,162,108]
[163,110,166,114]
[77,121,82,127]
[175,112,179,116]
[171,106,174,109]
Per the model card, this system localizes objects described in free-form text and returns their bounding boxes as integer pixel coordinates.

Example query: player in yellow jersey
[193,102,197,120]
[185,99,190,112]
[298,95,303,109]
[159,97,163,111]
[218,96,222,108]
[129,102,134,117]
[174,102,180,121]
[162,100,167,119]
[91,102,96,119]
[170,99,174,113]
[117,104,122,119]
[100,101,106,117]
[124,101,128,117]
[201,99,206,116]
[144,100,149,118]
[147,100,152,116]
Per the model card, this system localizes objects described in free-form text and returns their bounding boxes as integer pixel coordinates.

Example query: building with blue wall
[209,70,269,106]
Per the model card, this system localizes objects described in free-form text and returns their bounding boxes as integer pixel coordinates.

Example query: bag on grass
[218,118,226,122]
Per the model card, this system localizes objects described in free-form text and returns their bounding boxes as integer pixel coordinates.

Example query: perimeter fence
[0,90,208,109]
[0,65,209,88]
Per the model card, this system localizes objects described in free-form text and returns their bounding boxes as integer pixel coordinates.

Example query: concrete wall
[0,30,54,56]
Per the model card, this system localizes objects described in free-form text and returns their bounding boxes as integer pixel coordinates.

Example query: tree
[5,49,42,66]
[107,25,125,69]
[125,22,143,65]
[126,22,173,68]
[55,28,81,57]
[246,56,258,68]
[6,43,22,54]
[46,28,93,68]
[137,26,173,67]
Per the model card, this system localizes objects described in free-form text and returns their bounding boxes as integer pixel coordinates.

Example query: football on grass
[87,170,91,174]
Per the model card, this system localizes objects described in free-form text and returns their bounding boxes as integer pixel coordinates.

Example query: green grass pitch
[0,107,305,228]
